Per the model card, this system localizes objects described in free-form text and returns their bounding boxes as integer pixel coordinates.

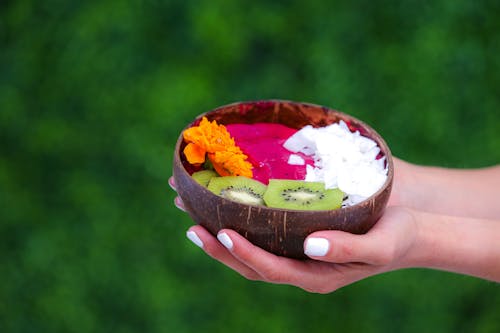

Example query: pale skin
[169,158,500,293]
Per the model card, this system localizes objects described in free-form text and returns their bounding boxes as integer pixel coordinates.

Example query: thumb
[304,230,392,265]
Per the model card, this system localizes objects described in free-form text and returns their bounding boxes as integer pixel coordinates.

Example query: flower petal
[184,143,206,164]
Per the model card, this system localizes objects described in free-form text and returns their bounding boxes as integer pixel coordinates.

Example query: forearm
[396,159,500,219]
[402,210,500,282]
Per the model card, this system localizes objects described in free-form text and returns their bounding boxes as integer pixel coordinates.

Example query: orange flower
[183,117,253,177]
[183,143,206,164]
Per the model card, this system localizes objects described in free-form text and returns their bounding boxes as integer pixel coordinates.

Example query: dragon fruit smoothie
[226,123,314,184]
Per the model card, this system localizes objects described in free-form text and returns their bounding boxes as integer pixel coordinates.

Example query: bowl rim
[174,99,394,214]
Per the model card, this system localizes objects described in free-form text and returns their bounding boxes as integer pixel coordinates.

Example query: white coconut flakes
[287,154,305,165]
[284,120,388,206]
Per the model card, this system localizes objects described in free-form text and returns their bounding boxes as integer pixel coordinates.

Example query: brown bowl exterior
[173,100,393,259]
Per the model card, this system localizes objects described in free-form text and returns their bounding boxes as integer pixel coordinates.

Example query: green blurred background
[1,0,499,332]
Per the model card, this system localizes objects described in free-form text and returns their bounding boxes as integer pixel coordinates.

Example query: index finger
[216,229,337,288]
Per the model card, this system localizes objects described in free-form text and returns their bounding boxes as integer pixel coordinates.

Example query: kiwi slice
[207,176,267,206]
[263,179,343,211]
[192,170,218,187]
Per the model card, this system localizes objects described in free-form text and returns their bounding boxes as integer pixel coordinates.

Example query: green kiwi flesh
[263,179,343,211]
[192,170,218,187]
[207,176,267,206]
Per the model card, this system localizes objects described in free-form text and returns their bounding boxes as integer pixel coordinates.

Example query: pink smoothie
[226,123,314,184]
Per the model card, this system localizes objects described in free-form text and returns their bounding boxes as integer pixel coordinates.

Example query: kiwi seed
[207,176,267,206]
[263,179,343,211]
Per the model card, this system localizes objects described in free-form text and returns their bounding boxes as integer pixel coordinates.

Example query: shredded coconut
[283,120,388,206]
[287,154,305,165]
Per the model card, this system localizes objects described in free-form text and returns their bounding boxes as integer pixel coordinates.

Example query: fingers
[304,230,393,265]
[185,226,262,281]
[168,176,177,191]
[216,230,293,283]
[303,207,418,265]
[174,196,186,212]
[215,229,328,288]
[169,177,187,212]
[189,227,305,286]
[185,227,379,293]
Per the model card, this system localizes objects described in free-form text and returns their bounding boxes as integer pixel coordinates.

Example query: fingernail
[186,230,203,248]
[304,238,330,257]
[217,232,233,250]
[168,177,177,191]
[174,197,186,212]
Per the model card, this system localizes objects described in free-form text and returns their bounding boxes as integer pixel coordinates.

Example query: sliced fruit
[263,179,343,211]
[207,176,267,206]
[192,170,218,187]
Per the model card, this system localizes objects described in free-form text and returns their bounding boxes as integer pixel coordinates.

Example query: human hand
[183,206,418,293]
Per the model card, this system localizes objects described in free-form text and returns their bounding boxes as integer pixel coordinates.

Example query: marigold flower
[183,143,206,164]
[183,117,253,177]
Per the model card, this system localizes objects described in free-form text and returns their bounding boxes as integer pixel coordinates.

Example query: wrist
[400,210,500,281]
[400,210,443,269]
[391,158,427,209]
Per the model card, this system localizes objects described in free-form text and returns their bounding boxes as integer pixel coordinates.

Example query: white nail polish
[187,230,203,248]
[217,232,233,250]
[304,238,330,257]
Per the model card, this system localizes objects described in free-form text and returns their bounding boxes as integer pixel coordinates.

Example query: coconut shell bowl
[173,100,393,259]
